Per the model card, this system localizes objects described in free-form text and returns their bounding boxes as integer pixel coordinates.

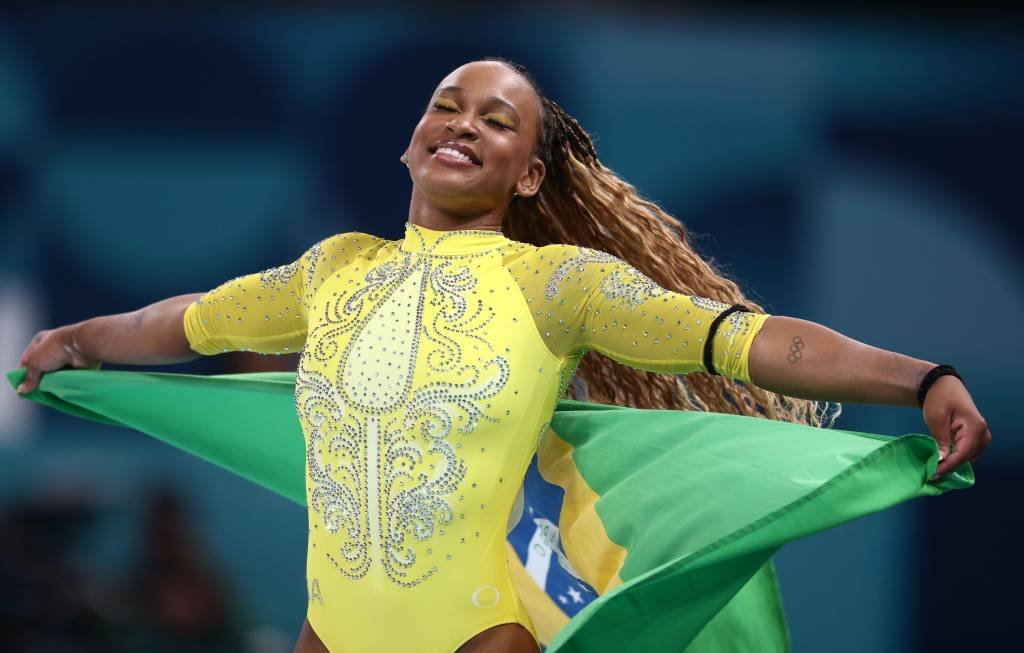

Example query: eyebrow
[434,85,520,119]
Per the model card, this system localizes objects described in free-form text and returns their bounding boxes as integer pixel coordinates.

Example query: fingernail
[15,384,25,394]
[930,473,943,482]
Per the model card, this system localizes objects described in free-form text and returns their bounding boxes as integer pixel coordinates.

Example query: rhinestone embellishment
[298,244,510,588]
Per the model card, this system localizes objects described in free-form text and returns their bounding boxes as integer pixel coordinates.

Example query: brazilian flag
[6,368,972,652]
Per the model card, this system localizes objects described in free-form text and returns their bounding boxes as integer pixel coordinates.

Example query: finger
[970,427,992,463]
[17,366,41,395]
[934,420,978,477]
[956,419,985,461]
[19,343,35,368]
[928,409,952,462]
[20,332,48,364]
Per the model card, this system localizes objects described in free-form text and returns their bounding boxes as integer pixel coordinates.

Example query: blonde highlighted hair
[485,56,840,428]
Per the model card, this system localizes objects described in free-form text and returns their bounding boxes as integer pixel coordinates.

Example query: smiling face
[403,60,547,215]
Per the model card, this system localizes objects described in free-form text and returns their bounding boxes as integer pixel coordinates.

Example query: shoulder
[305,231,391,268]
[504,241,624,268]
[313,231,389,258]
[299,231,389,291]
[502,242,628,302]
[530,243,628,284]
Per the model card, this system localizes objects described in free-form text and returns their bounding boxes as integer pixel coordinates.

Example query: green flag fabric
[6,368,973,652]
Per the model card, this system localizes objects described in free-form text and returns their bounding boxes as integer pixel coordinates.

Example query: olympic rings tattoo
[787,336,805,364]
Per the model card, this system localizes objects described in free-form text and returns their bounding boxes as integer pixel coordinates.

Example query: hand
[16,325,102,394]
[922,375,991,480]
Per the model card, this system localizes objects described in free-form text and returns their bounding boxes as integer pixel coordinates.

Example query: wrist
[66,319,97,362]
[918,364,964,408]
[893,357,939,408]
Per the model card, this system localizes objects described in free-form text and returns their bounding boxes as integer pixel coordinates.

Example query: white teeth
[435,146,473,163]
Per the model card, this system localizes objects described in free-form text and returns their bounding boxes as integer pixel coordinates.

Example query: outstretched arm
[746,315,934,406]
[747,315,991,478]
[16,293,204,394]
[535,244,991,480]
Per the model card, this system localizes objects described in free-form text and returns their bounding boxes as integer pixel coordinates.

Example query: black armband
[702,304,753,376]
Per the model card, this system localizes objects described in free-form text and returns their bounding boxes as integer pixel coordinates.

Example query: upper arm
[537,246,771,384]
[182,234,341,356]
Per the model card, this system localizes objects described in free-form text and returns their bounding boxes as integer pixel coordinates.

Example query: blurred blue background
[0,6,1019,652]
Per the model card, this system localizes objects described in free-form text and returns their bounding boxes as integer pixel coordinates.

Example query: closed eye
[432,101,513,130]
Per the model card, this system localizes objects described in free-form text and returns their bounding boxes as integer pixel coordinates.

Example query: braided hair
[479,56,839,427]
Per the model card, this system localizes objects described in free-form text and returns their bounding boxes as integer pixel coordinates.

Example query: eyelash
[432,101,512,129]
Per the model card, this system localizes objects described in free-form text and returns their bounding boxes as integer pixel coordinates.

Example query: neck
[407,185,505,232]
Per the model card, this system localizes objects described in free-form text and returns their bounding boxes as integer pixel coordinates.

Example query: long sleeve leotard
[182,221,771,652]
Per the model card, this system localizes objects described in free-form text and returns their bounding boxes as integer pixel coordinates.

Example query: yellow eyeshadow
[432,98,514,128]
[488,114,514,127]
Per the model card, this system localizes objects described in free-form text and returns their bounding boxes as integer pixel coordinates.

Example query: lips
[428,140,482,165]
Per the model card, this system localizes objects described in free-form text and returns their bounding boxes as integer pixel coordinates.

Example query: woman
[16,57,991,653]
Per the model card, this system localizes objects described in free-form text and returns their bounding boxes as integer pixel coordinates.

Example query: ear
[515,155,546,198]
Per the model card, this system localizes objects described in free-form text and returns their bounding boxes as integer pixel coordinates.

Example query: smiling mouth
[428,145,482,167]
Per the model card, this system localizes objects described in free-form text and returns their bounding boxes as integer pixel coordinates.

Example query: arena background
[0,5,1019,652]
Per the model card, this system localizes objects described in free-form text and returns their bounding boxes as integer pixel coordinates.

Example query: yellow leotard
[183,222,772,652]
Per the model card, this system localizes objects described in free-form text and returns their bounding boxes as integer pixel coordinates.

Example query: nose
[445,112,479,139]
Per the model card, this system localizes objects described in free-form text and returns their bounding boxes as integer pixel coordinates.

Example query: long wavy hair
[484,56,840,428]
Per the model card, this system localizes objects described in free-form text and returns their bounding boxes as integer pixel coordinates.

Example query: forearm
[71,293,205,365]
[746,315,936,407]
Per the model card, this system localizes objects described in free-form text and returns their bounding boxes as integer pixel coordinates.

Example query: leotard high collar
[399,221,510,256]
